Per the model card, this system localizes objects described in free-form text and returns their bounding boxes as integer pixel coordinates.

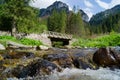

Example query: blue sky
[30,0,120,18]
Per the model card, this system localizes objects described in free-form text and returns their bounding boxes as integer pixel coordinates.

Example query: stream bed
[0,47,120,80]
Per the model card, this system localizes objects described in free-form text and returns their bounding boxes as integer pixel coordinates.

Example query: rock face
[39,1,89,22]
[79,10,89,22]
[40,1,69,17]
[93,48,120,67]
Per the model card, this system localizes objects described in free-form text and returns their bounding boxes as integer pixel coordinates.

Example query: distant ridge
[90,5,120,25]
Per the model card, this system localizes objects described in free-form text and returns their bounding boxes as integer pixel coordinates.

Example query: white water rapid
[7,68,120,80]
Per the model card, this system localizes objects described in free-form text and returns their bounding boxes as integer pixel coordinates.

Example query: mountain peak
[39,1,89,22]
[52,1,66,5]
[39,1,69,17]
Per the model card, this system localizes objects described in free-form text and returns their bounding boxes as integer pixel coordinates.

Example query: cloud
[83,8,93,20]
[95,0,109,9]
[83,0,94,19]
[30,0,72,10]
[84,0,94,8]
[110,0,120,8]
[95,0,120,9]
[30,0,56,9]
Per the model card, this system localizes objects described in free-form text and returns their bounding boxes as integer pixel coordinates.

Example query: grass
[0,35,43,46]
[20,38,43,46]
[72,32,120,48]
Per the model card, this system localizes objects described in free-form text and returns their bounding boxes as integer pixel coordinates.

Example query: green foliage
[0,35,43,46]
[90,12,120,34]
[52,41,63,47]
[60,10,67,33]
[47,9,67,33]
[72,33,120,48]
[0,0,47,34]
[0,36,16,41]
[66,11,85,36]
[20,38,43,46]
[0,35,17,46]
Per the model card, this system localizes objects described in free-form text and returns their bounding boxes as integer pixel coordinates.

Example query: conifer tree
[60,10,67,33]
[47,9,67,33]
[66,10,85,36]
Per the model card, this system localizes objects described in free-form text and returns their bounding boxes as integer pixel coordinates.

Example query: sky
[30,0,120,18]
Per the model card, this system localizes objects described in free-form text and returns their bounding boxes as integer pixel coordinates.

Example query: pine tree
[76,11,85,36]
[47,9,60,32]
[66,10,85,36]
[66,12,76,34]
[47,9,67,33]
[60,10,67,33]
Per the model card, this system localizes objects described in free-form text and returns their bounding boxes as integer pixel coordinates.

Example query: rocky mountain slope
[39,1,89,22]
[89,5,120,25]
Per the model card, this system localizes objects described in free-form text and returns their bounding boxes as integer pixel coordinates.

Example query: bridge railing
[43,31,72,39]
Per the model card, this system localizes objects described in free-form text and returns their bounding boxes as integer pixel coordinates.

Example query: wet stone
[11,58,60,78]
[93,48,120,67]
[43,53,73,68]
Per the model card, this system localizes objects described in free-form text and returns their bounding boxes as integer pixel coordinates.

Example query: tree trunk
[11,19,16,36]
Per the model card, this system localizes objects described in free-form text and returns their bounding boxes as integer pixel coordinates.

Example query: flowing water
[8,68,120,80]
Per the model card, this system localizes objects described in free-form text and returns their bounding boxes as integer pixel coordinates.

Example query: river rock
[93,48,120,67]
[112,46,120,54]
[0,55,3,61]
[67,48,97,69]
[71,52,95,69]
[4,50,35,59]
[0,44,5,50]
[11,58,61,78]
[6,41,33,50]
[43,53,73,68]
[39,45,49,50]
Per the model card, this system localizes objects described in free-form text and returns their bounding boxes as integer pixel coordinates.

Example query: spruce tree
[60,10,67,33]
[47,9,67,33]
[66,10,85,36]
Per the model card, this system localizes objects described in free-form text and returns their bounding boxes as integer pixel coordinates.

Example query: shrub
[20,38,43,46]
[72,33,120,48]
[0,36,16,41]
[52,41,63,47]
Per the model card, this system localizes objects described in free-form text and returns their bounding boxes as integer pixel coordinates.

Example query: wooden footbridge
[43,31,72,40]
[43,31,72,46]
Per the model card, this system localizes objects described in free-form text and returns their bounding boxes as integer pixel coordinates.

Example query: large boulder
[43,53,73,68]
[67,48,98,69]
[9,58,61,78]
[93,48,120,67]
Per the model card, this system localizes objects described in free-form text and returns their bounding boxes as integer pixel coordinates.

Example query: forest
[0,0,92,37]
